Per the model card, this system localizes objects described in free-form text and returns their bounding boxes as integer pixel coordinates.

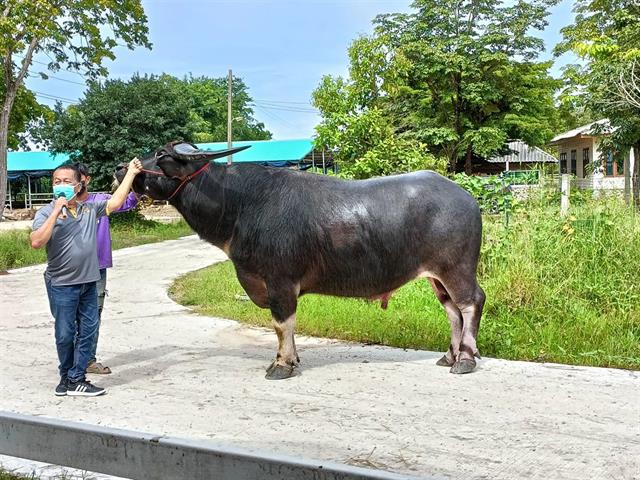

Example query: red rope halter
[135,162,211,201]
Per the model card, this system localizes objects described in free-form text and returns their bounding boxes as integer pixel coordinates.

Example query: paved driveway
[1,235,638,479]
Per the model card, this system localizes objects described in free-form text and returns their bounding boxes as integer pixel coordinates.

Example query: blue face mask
[53,184,77,201]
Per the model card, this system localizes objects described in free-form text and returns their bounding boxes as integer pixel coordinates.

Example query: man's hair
[53,164,82,182]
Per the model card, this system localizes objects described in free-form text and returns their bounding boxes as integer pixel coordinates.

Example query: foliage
[0,78,51,150]
[171,195,640,370]
[452,173,515,214]
[0,0,151,218]
[46,73,271,190]
[312,0,562,176]
[556,0,640,206]
[46,74,194,190]
[176,75,271,143]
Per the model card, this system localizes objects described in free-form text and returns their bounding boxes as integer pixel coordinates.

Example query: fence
[0,411,434,480]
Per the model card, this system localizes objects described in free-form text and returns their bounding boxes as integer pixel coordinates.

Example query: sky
[24,0,577,142]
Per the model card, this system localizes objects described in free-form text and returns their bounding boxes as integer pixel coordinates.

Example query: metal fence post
[560,174,570,217]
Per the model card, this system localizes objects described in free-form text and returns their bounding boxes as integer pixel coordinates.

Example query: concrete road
[1,235,638,480]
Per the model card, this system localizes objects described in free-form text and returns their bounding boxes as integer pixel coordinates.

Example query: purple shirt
[84,192,138,269]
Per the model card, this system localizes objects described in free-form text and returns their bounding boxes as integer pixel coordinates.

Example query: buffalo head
[114,141,249,201]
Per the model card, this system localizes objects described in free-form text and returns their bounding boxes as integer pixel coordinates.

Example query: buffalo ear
[156,155,189,178]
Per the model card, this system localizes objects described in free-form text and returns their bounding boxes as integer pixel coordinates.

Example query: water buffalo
[115,142,485,379]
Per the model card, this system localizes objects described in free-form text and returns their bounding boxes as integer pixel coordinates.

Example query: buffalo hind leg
[265,282,300,380]
[447,280,485,374]
[428,278,463,367]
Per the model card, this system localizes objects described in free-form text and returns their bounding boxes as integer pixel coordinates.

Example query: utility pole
[227,69,233,165]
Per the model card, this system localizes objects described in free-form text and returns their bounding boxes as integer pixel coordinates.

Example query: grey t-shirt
[32,200,109,286]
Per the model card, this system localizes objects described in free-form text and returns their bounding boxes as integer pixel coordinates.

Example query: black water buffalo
[115,142,485,379]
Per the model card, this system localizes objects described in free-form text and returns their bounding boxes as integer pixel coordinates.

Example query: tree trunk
[464,146,473,175]
[0,97,14,220]
[633,144,640,210]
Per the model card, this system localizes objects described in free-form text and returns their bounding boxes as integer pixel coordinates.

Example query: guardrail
[0,411,434,480]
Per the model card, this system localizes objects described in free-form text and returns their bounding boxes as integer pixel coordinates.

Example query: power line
[32,90,78,104]
[253,104,296,127]
[253,99,314,105]
[250,102,318,114]
[35,72,86,86]
[253,102,318,111]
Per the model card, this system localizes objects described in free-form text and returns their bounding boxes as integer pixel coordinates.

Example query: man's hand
[54,196,68,218]
[108,157,142,214]
[127,157,142,176]
[54,196,68,212]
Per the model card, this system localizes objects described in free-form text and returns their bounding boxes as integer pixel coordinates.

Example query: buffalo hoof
[436,354,455,367]
[265,363,296,380]
[450,359,476,374]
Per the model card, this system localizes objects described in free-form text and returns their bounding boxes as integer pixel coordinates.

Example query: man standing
[75,163,138,375]
[31,158,142,397]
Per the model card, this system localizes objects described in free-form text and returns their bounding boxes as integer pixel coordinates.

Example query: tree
[0,77,51,150]
[556,0,640,207]
[179,75,271,143]
[313,0,561,176]
[48,74,194,190]
[47,73,272,190]
[0,0,150,217]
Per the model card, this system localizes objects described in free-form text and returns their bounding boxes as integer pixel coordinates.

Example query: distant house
[548,119,636,190]
[473,139,557,175]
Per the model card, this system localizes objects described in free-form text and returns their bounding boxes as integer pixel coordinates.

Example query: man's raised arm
[107,158,142,214]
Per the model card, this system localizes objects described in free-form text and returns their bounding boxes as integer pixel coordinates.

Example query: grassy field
[0,211,193,272]
[170,192,640,370]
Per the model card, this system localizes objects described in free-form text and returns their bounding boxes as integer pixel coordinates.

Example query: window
[570,150,577,175]
[560,152,567,174]
[582,148,590,177]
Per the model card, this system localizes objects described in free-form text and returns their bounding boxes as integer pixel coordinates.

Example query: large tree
[0,0,150,217]
[48,73,271,190]
[556,0,640,207]
[48,74,193,190]
[313,0,561,175]
[0,77,51,150]
[179,75,271,143]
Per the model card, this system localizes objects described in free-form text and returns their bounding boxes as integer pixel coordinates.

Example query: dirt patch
[2,208,36,221]
[139,203,182,222]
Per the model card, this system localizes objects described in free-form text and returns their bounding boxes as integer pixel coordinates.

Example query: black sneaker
[54,378,67,396]
[67,379,106,397]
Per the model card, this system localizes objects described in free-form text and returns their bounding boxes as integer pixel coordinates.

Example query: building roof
[488,140,557,164]
[8,150,70,174]
[196,139,314,165]
[548,119,613,145]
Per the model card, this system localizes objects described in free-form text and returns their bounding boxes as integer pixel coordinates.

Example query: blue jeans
[45,278,99,382]
[89,268,107,363]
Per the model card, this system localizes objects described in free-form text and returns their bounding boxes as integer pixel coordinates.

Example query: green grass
[0,472,23,480]
[0,211,193,272]
[0,469,75,480]
[170,193,640,370]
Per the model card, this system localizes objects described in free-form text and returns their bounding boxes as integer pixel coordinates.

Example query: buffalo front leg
[428,278,462,367]
[265,282,300,380]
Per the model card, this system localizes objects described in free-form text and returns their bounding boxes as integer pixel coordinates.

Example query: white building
[548,119,636,190]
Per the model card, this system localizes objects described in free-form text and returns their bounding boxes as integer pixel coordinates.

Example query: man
[31,158,142,397]
[75,163,138,375]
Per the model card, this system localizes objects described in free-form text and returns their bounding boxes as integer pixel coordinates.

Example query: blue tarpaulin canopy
[196,139,314,167]
[8,150,70,179]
